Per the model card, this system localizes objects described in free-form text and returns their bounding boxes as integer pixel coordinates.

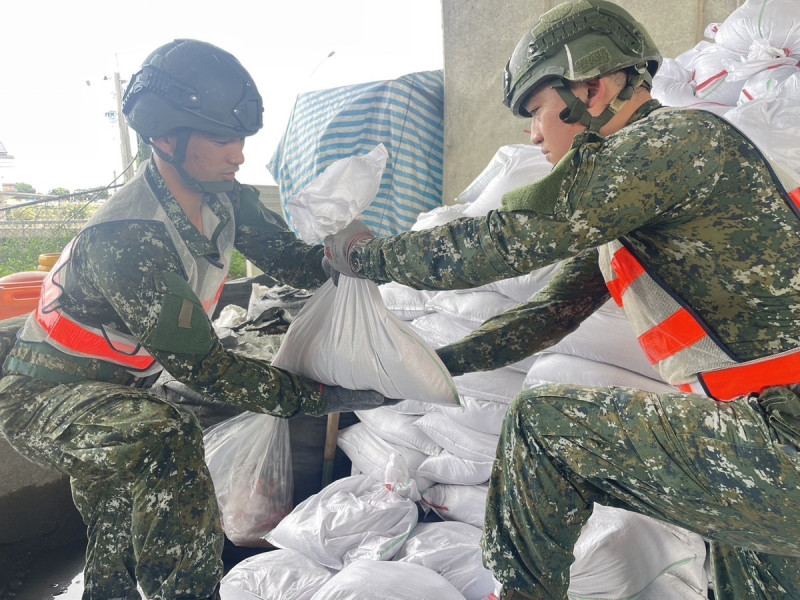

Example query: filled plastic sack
[567,504,708,600]
[355,407,442,455]
[394,521,495,600]
[415,450,493,486]
[414,412,498,463]
[203,412,292,547]
[309,559,467,600]
[725,95,800,180]
[266,467,419,569]
[221,548,334,600]
[525,353,678,395]
[711,0,800,56]
[440,394,509,436]
[337,422,435,491]
[419,484,490,528]
[271,145,459,406]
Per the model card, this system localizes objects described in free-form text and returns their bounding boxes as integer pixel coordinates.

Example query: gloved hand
[321,384,400,414]
[323,219,374,279]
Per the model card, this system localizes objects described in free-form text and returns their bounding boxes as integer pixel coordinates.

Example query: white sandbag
[283,144,388,244]
[273,278,459,405]
[738,63,800,103]
[712,0,800,56]
[725,95,800,178]
[411,203,471,231]
[441,395,509,436]
[460,145,553,218]
[355,407,442,456]
[219,583,263,600]
[426,290,519,323]
[382,398,445,416]
[309,559,467,600]
[414,413,499,463]
[415,450,494,485]
[221,548,334,600]
[476,262,561,303]
[567,504,708,600]
[337,423,435,492]
[379,281,437,321]
[452,368,527,405]
[675,40,715,70]
[524,353,678,395]
[273,144,459,406]
[690,44,747,105]
[265,472,419,569]
[409,312,479,348]
[545,301,660,379]
[419,483,490,528]
[724,39,799,83]
[777,71,800,97]
[394,521,495,600]
[652,57,731,114]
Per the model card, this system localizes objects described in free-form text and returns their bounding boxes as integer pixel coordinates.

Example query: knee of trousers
[130,402,205,466]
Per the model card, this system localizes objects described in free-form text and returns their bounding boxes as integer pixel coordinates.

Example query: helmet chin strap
[551,67,650,134]
[150,131,236,194]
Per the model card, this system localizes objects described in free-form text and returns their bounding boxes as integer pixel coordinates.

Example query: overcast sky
[0,0,443,193]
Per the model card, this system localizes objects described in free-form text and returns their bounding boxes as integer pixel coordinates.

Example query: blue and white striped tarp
[267,70,444,237]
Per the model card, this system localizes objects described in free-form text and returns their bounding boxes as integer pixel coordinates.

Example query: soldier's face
[523,84,587,165]
[183,132,246,183]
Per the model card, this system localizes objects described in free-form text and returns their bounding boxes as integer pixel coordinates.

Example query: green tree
[48,187,70,198]
[14,182,36,194]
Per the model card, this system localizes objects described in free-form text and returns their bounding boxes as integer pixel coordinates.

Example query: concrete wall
[441,0,745,204]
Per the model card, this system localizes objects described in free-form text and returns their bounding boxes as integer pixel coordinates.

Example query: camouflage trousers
[0,375,224,600]
[482,383,800,600]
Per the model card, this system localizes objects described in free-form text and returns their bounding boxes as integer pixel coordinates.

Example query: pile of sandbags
[652,0,800,179]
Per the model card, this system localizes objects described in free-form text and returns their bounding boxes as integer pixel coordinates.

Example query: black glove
[321,384,400,414]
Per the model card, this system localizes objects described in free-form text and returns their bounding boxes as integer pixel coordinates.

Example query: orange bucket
[0,271,47,321]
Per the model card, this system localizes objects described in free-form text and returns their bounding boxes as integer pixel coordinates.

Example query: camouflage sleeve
[360,111,726,290]
[78,223,327,417]
[231,183,327,289]
[437,250,610,375]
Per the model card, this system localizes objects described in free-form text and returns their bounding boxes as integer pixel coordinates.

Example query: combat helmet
[122,39,263,192]
[503,0,661,130]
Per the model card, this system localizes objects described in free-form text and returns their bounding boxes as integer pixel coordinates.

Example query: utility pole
[113,72,134,181]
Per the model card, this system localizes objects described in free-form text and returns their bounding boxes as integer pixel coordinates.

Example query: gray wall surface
[441,0,745,204]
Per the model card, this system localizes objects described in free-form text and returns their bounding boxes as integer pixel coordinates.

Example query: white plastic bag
[272,145,459,406]
[221,548,334,600]
[309,559,467,600]
[203,412,293,547]
[394,521,495,600]
[266,467,419,569]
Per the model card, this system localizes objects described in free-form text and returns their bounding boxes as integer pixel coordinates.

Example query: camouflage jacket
[358,101,800,376]
[3,161,328,417]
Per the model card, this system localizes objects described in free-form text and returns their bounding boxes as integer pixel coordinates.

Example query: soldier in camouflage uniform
[323,2,800,598]
[0,40,394,600]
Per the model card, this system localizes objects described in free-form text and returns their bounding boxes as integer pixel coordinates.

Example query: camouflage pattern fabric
[354,101,800,598]
[0,374,223,599]
[0,161,329,599]
[483,383,800,599]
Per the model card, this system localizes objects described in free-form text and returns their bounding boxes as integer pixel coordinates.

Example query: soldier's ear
[150,135,177,159]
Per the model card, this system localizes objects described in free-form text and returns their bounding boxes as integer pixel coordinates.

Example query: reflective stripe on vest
[604,237,800,401]
[34,240,157,371]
